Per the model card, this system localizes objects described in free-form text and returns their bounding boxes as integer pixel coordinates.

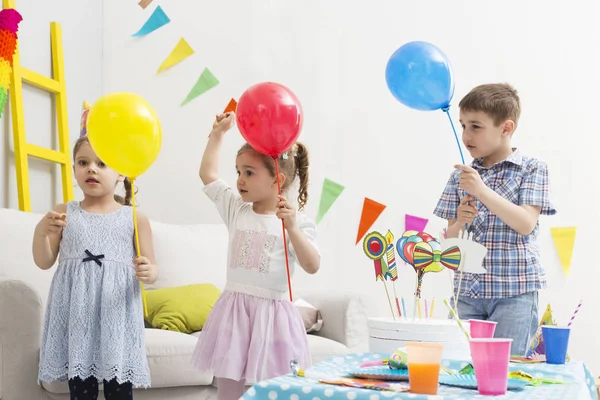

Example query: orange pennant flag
[356,198,386,245]
[224,98,237,113]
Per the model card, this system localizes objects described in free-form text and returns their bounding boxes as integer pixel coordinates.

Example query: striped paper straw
[444,299,471,340]
[567,300,582,327]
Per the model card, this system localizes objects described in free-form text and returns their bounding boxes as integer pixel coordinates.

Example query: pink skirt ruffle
[191,282,310,384]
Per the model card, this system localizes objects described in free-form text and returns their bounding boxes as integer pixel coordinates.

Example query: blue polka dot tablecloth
[241,352,598,400]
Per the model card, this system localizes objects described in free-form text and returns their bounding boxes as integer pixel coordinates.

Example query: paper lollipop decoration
[363,231,396,319]
[0,8,22,117]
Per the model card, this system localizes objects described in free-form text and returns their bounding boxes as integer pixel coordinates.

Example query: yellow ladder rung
[4,0,74,212]
[26,144,67,164]
[22,69,60,93]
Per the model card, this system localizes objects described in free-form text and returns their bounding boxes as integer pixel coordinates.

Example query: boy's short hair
[458,83,521,127]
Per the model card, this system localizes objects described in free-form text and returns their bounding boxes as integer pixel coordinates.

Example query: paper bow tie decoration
[396,230,461,273]
[80,100,90,137]
[0,8,22,117]
[413,242,461,271]
[440,229,488,274]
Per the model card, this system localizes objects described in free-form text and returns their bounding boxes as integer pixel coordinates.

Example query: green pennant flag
[181,68,219,106]
[316,178,345,224]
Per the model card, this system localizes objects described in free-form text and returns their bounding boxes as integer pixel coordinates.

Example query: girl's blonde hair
[237,142,310,210]
[72,136,134,206]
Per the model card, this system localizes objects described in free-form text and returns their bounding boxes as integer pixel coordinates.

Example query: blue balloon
[385,41,455,111]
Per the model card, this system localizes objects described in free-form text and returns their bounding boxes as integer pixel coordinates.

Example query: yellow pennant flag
[550,227,577,277]
[157,38,194,73]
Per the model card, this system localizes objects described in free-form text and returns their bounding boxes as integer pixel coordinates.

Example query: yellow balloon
[87,92,162,178]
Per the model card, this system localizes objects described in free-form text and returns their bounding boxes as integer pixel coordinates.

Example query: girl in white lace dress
[33,135,159,400]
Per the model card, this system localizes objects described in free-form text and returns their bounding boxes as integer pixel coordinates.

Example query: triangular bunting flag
[132,5,170,37]
[550,227,576,277]
[405,214,428,233]
[356,198,386,245]
[316,178,345,224]
[223,98,237,113]
[157,38,194,73]
[138,0,153,9]
[181,68,219,106]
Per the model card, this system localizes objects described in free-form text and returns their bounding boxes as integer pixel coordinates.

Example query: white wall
[104,0,596,373]
[0,0,103,212]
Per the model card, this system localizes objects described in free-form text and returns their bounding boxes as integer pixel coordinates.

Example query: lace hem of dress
[39,363,151,388]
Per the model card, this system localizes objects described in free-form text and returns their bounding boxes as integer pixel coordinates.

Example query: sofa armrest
[0,278,44,400]
[298,290,369,353]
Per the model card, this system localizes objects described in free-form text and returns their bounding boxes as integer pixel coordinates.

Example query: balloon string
[131,178,149,318]
[274,158,294,302]
[443,108,465,165]
[443,107,470,231]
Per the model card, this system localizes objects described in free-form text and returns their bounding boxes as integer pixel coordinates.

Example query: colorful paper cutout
[138,0,153,9]
[396,230,460,320]
[355,198,386,245]
[80,101,90,137]
[224,98,237,113]
[181,68,219,106]
[440,229,487,274]
[405,214,428,233]
[157,38,194,73]
[526,304,556,358]
[0,9,21,118]
[316,178,345,224]
[319,378,409,393]
[363,230,395,319]
[132,6,170,37]
[384,230,397,280]
[363,231,387,280]
[550,227,576,276]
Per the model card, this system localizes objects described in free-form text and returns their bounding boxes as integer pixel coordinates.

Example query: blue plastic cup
[542,326,570,365]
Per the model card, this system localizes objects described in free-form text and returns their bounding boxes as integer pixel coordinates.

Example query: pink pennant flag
[405,214,428,233]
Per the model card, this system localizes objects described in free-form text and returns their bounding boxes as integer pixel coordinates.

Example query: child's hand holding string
[134,256,158,284]
[276,195,298,232]
[457,195,477,227]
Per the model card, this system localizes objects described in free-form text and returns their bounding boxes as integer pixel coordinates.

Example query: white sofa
[0,207,369,400]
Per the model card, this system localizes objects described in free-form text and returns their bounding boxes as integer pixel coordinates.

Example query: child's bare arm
[134,211,158,284]
[199,112,235,185]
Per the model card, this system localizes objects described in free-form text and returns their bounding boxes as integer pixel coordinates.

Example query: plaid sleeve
[433,171,460,220]
[518,160,557,215]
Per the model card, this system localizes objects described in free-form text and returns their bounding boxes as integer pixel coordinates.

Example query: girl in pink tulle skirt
[192,112,321,400]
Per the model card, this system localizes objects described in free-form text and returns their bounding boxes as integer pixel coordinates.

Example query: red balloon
[236,82,303,157]
[418,232,435,242]
[404,242,416,264]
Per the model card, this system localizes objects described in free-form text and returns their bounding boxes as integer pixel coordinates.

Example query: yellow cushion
[145,284,221,333]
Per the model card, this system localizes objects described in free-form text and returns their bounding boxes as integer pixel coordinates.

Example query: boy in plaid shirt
[433,83,556,356]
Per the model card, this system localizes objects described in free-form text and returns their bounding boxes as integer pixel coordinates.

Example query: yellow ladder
[4,0,73,212]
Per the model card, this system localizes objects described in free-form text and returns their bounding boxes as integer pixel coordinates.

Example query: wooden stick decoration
[413,270,424,321]
[364,231,395,320]
[385,230,402,318]
[444,299,471,340]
